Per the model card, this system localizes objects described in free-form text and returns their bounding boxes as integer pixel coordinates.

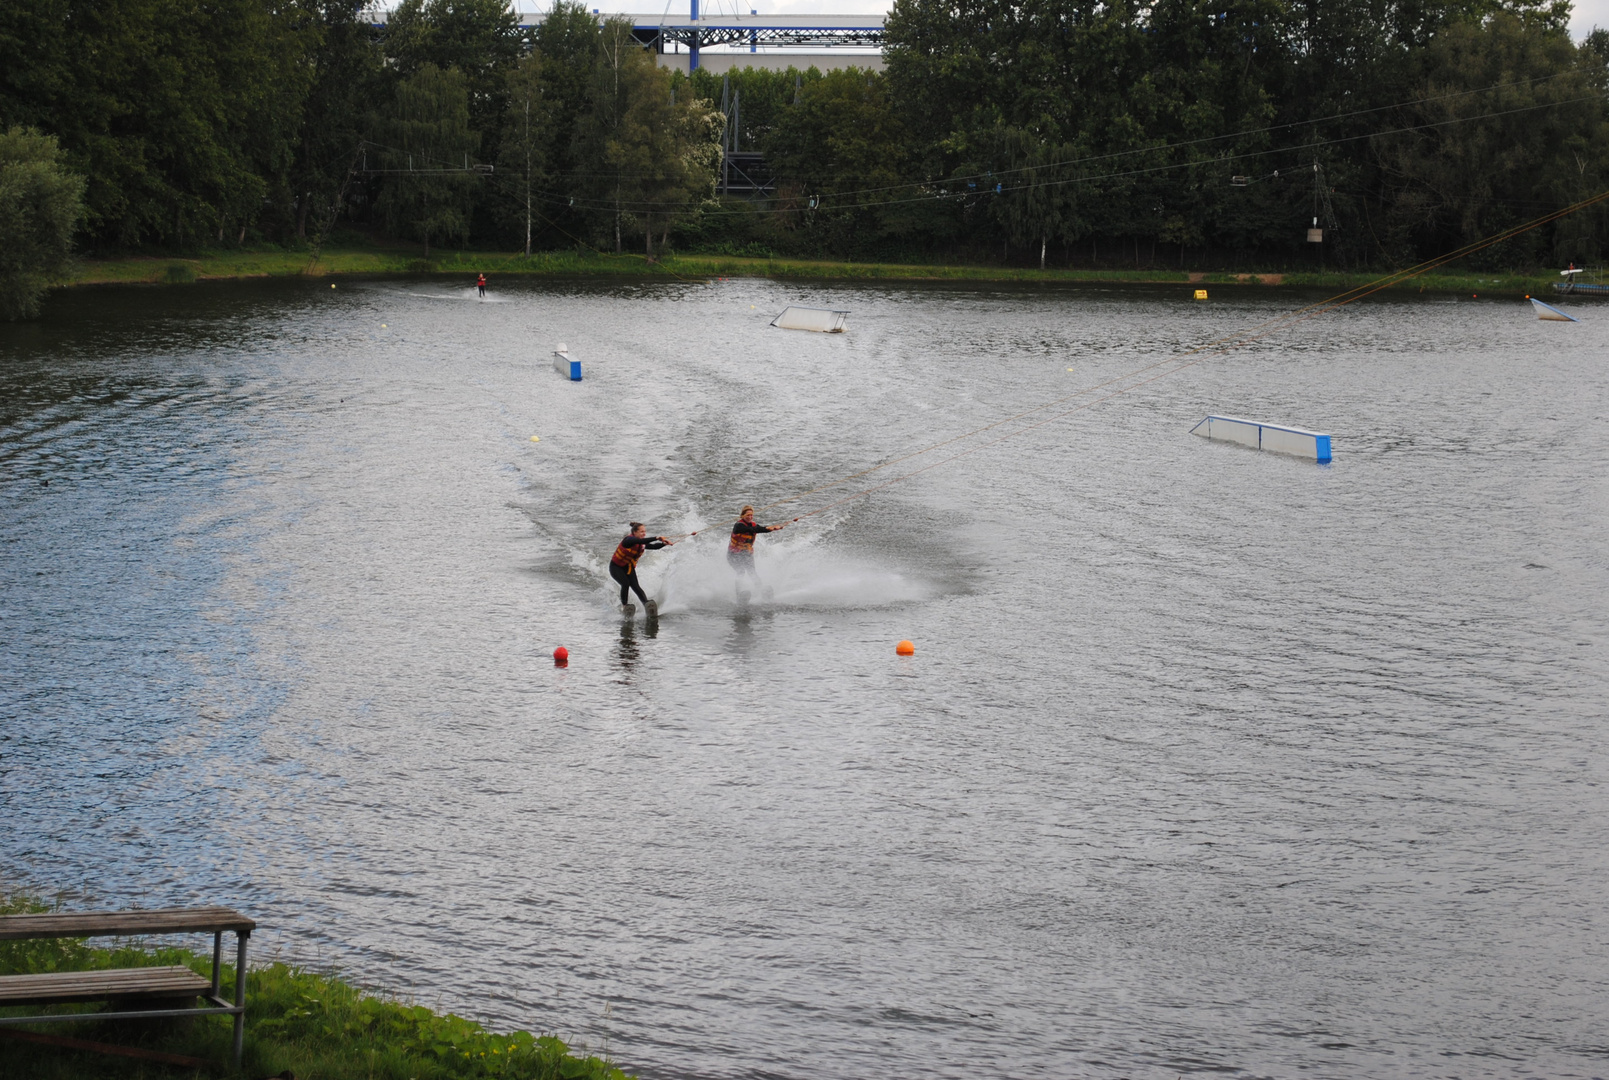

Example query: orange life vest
[729,521,763,555]
[611,536,646,572]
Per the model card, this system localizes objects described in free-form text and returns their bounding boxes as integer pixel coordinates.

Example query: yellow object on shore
[1194,289,1208,300]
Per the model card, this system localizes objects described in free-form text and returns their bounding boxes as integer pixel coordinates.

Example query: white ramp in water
[772,306,849,333]
[552,343,581,381]
[1530,297,1579,322]
[1191,415,1332,463]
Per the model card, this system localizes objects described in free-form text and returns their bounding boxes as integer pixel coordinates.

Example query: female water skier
[728,506,786,599]
[476,273,487,299]
[610,522,674,616]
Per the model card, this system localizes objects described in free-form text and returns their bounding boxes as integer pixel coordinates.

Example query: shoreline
[0,895,629,1079]
[54,245,1562,298]
[0,934,630,1078]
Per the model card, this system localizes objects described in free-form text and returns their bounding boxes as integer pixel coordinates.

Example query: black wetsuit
[610,533,666,606]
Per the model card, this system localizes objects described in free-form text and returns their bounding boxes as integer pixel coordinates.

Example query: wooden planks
[0,907,254,941]
[0,967,210,1006]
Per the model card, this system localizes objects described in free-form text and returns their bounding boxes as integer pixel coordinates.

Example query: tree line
[2,0,1608,308]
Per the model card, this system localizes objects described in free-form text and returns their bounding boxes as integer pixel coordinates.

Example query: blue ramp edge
[552,353,582,381]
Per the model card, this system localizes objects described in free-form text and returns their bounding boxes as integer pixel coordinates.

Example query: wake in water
[530,507,935,617]
[388,285,509,303]
[645,526,932,615]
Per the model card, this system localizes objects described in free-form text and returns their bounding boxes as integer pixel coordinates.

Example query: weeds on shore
[0,895,630,1080]
[54,243,1561,297]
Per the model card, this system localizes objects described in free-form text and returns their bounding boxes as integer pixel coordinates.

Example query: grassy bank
[0,898,630,1080]
[57,242,1560,297]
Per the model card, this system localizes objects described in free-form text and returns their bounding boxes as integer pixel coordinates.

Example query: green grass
[55,241,1563,297]
[0,896,632,1080]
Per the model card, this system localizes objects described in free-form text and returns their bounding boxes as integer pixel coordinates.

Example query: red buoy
[553,646,569,665]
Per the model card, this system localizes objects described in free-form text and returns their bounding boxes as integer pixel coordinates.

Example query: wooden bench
[0,906,254,1068]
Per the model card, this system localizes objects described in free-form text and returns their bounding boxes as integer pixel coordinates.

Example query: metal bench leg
[211,932,222,998]
[232,931,249,1071]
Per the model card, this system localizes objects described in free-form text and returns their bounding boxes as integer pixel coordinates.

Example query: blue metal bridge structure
[514,3,886,71]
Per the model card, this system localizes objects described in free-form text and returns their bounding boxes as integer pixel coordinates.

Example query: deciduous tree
[375,64,478,256]
[0,126,84,319]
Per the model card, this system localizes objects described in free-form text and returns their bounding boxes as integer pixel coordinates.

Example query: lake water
[2,275,1606,1079]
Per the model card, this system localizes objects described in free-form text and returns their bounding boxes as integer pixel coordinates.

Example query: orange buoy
[895,640,915,656]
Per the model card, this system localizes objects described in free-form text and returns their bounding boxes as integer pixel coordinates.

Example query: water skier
[728,505,785,599]
[610,522,674,616]
[476,273,487,299]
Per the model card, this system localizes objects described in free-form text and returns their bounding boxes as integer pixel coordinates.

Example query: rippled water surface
[3,275,1607,1079]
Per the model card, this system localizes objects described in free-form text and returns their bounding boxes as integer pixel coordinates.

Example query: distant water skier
[610,522,673,617]
[728,505,785,600]
[476,273,487,299]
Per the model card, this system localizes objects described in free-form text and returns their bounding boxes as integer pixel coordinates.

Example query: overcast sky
[516,0,1609,41]
[1570,0,1609,35]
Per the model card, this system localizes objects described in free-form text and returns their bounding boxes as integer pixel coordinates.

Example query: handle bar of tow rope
[664,517,799,541]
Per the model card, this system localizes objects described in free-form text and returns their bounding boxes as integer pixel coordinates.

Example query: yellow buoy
[331,284,336,289]
[530,436,541,442]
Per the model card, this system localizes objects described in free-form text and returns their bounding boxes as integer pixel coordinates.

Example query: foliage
[689,66,824,154]
[4,0,1609,272]
[0,126,83,319]
[761,67,919,253]
[0,0,313,249]
[1371,9,1609,265]
[291,0,388,244]
[499,52,556,255]
[376,64,479,255]
[384,0,524,150]
[0,894,633,1080]
[574,19,722,255]
[529,0,602,239]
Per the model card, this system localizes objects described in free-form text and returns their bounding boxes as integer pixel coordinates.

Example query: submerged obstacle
[1191,415,1332,463]
[772,306,849,333]
[1529,297,1579,322]
[552,343,582,381]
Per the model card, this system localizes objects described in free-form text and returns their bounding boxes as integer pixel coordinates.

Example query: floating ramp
[1191,415,1332,463]
[772,306,848,333]
[1554,269,1609,296]
[1530,297,1578,322]
[552,344,581,381]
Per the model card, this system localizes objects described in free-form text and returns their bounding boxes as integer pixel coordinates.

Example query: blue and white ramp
[552,343,582,380]
[1191,415,1332,463]
[1530,297,1578,322]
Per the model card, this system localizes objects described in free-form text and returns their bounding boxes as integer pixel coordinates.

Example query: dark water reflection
[2,276,1607,1079]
